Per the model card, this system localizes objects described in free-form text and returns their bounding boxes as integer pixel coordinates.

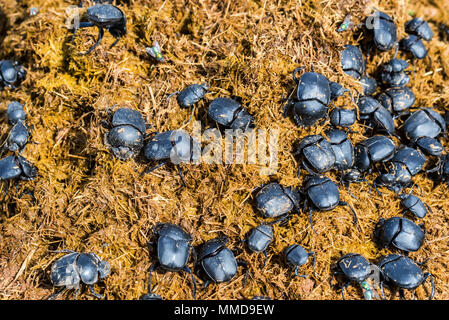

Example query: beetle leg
[183,266,197,300]
[73,287,80,300]
[203,280,211,289]
[237,259,249,287]
[340,282,350,300]
[81,27,104,55]
[294,266,308,278]
[339,201,359,229]
[147,262,159,294]
[1,180,11,202]
[141,161,167,176]
[292,67,305,84]
[261,250,268,270]
[398,288,406,300]
[423,272,435,300]
[108,34,122,50]
[47,287,67,300]
[176,164,187,187]
[308,251,317,278]
[88,285,104,299]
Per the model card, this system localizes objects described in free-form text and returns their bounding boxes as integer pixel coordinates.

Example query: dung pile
[1,0,449,300]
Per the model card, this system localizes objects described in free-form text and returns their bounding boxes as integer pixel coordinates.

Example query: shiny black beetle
[405,18,434,41]
[294,134,336,177]
[301,175,358,233]
[365,11,397,51]
[377,254,435,300]
[326,129,354,171]
[4,121,30,152]
[6,101,27,125]
[400,190,431,219]
[399,35,428,60]
[255,182,300,218]
[197,236,247,288]
[379,59,410,88]
[410,136,443,157]
[208,97,253,131]
[245,216,289,268]
[284,244,316,277]
[357,96,395,135]
[284,68,331,126]
[142,129,200,186]
[332,253,381,300]
[72,4,126,55]
[147,223,196,299]
[403,108,446,140]
[378,87,415,116]
[341,45,365,79]
[168,83,209,108]
[427,154,449,187]
[104,107,147,161]
[354,135,396,173]
[360,75,378,96]
[374,217,425,253]
[0,155,37,199]
[0,60,27,90]
[374,147,426,193]
[329,108,357,129]
[48,250,111,300]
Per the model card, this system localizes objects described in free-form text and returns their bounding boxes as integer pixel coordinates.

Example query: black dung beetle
[208,97,254,131]
[410,136,443,157]
[426,154,449,187]
[284,68,331,126]
[341,45,365,79]
[4,121,30,152]
[378,87,415,115]
[357,96,395,135]
[294,134,336,177]
[246,216,289,268]
[325,129,354,171]
[147,223,196,299]
[365,11,397,51]
[379,59,410,88]
[6,101,27,125]
[284,244,316,277]
[168,83,209,108]
[399,35,428,60]
[329,81,351,101]
[331,253,381,300]
[403,108,446,140]
[197,236,247,288]
[255,182,300,218]
[73,4,126,55]
[400,190,431,219]
[374,216,425,253]
[48,250,110,300]
[405,18,434,41]
[142,129,200,187]
[354,135,396,173]
[374,147,426,193]
[104,107,147,161]
[0,60,27,90]
[360,75,378,96]
[301,175,358,233]
[0,155,37,199]
[329,108,357,128]
[377,254,435,300]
